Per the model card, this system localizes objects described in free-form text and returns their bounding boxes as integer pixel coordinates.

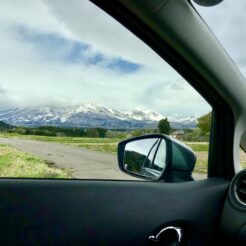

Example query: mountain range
[0,103,197,129]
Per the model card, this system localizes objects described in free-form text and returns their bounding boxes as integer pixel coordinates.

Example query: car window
[0,0,211,181]
[194,1,246,172]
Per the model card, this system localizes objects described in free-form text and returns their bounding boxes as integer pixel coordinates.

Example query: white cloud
[0,0,211,117]
[44,0,167,70]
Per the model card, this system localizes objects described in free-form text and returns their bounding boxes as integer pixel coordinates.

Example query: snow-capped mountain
[0,103,197,129]
[124,109,164,121]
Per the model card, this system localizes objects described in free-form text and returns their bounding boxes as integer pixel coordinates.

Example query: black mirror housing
[118,134,196,182]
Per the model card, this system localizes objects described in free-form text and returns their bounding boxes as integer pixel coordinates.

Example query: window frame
[91,0,235,180]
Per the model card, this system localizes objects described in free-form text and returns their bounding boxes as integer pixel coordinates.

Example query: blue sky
[0,0,219,118]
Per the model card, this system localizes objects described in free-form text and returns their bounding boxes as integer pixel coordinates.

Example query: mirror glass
[123,138,167,179]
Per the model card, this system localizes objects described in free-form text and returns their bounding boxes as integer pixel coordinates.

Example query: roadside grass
[78,142,209,153]
[193,154,208,174]
[240,150,246,169]
[0,133,209,151]
[0,133,121,144]
[79,143,118,153]
[185,142,209,152]
[0,145,70,178]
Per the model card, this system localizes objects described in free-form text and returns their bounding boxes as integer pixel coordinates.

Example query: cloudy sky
[0,0,243,118]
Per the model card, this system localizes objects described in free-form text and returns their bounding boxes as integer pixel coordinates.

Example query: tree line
[0,123,107,138]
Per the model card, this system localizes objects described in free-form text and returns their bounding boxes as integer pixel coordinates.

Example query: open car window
[0,0,211,181]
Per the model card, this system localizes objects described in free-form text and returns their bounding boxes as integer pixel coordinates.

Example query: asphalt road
[0,137,205,180]
[0,137,133,180]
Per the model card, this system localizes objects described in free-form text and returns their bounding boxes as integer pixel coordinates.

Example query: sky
[0,0,243,118]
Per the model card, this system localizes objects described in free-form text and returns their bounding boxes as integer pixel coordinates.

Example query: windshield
[194,1,246,78]
[194,1,246,170]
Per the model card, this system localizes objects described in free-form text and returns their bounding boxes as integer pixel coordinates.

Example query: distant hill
[0,121,13,129]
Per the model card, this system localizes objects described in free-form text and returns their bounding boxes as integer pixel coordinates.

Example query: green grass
[0,133,120,144]
[79,143,118,153]
[240,150,246,169]
[185,142,209,152]
[0,133,209,151]
[194,160,207,174]
[0,145,70,178]
[0,144,8,147]
[79,142,209,154]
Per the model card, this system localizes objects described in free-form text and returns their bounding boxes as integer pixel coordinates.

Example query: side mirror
[118,134,196,182]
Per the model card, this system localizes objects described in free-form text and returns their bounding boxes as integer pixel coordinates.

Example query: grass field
[0,133,121,143]
[0,144,70,178]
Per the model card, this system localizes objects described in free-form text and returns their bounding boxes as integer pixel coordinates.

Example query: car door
[0,0,245,245]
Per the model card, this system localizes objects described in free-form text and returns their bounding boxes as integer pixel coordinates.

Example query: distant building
[171,130,185,140]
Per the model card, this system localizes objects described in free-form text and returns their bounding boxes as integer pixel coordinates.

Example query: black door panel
[0,178,228,245]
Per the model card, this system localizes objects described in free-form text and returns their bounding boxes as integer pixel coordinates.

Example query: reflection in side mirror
[124,138,167,179]
[118,134,197,182]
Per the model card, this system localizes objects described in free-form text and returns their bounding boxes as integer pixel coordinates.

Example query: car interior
[0,0,246,245]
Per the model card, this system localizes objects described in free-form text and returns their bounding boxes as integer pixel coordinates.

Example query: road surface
[0,137,205,180]
[0,137,131,179]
